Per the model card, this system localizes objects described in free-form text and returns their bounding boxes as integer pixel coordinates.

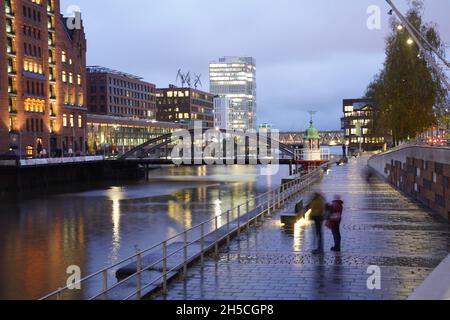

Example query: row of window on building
[62,114,84,129]
[22,4,43,22]
[62,71,82,85]
[107,78,154,93]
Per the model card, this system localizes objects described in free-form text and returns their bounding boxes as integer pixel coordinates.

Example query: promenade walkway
[154,156,450,300]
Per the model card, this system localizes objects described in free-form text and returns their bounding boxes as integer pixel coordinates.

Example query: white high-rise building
[209,57,256,131]
[213,96,231,131]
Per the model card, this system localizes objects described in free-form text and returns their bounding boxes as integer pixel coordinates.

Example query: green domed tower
[304,112,321,151]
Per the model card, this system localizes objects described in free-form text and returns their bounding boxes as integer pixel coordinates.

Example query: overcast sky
[60,0,450,131]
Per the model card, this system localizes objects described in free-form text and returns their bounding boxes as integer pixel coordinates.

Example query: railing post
[136,249,142,299]
[162,241,168,294]
[278,187,281,209]
[102,270,108,295]
[237,205,241,237]
[246,200,250,229]
[200,223,205,265]
[226,210,230,246]
[214,215,219,256]
[56,289,62,301]
[183,231,188,278]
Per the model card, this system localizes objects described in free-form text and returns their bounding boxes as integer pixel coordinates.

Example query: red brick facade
[1,0,87,157]
[87,67,156,120]
[385,157,450,220]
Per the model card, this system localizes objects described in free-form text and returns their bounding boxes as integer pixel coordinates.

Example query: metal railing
[40,166,326,301]
[294,148,331,161]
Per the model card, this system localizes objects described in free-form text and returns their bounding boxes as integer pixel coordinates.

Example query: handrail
[40,164,328,300]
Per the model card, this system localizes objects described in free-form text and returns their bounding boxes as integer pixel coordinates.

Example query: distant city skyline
[61,0,450,131]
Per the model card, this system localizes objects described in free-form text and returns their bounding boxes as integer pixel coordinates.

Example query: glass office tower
[209,57,256,131]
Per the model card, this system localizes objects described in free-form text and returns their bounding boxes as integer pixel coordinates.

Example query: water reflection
[0,165,289,299]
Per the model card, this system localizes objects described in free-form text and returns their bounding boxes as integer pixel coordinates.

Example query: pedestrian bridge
[118,128,297,164]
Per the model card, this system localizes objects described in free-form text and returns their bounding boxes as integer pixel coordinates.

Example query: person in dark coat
[309,192,326,254]
[326,195,344,252]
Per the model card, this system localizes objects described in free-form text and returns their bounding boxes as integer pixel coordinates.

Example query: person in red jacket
[326,195,344,252]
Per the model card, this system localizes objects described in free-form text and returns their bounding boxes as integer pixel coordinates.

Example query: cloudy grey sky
[61,0,450,131]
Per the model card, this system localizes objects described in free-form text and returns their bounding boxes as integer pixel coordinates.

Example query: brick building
[1,0,87,157]
[87,66,156,120]
[156,85,214,129]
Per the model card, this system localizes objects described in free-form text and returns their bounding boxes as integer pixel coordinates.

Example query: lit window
[69,114,74,127]
[63,114,67,127]
[77,74,81,85]
[69,72,73,84]
[62,71,67,82]
[26,146,34,156]
[62,50,66,63]
[78,115,82,128]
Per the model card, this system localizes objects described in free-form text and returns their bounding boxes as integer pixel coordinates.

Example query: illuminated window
[69,114,74,127]
[77,74,81,85]
[62,50,66,63]
[78,115,82,128]
[63,114,67,127]
[344,106,354,112]
[26,146,34,157]
[69,72,73,84]
[62,71,67,82]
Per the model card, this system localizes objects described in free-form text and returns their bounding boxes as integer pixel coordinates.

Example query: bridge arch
[119,128,296,161]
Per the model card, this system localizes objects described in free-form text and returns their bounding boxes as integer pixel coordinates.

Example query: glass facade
[209,57,256,131]
[86,115,184,155]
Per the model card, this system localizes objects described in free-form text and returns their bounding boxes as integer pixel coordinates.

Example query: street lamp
[407,38,414,45]
[397,25,403,31]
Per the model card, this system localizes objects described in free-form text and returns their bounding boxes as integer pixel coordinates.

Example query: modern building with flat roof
[87,66,156,120]
[209,56,256,131]
[1,0,88,157]
[156,85,214,129]
[341,98,385,152]
[213,96,230,131]
[86,114,185,156]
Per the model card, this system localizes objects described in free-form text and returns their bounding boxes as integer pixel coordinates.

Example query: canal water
[0,165,293,300]
[0,147,343,300]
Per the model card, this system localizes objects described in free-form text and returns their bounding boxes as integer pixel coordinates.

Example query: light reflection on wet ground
[157,157,450,300]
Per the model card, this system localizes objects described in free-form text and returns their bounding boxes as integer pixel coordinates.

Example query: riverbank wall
[368,145,450,221]
[0,161,144,197]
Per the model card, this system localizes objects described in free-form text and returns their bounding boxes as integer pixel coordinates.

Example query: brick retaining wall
[368,146,450,221]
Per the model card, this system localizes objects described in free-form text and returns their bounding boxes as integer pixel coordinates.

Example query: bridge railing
[39,166,327,301]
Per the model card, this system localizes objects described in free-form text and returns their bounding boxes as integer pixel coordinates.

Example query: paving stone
[151,156,450,300]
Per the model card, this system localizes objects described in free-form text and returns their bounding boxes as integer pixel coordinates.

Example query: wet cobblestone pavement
[154,157,450,300]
